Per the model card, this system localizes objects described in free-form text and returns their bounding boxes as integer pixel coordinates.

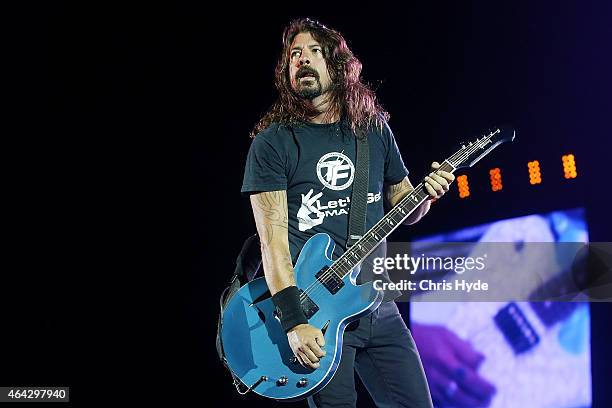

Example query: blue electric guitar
[220,127,515,401]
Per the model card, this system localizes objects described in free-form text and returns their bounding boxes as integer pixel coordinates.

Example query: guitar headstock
[449,126,516,170]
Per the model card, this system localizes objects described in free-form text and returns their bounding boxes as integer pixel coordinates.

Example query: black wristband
[272,286,308,333]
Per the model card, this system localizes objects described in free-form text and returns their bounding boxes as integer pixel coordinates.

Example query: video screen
[409,208,591,408]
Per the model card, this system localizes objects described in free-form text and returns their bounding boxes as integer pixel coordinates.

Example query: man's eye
[291,51,300,58]
[313,49,322,54]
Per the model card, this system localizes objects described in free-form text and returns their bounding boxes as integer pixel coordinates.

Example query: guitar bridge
[299,289,319,319]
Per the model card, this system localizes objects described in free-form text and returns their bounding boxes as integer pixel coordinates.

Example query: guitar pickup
[494,302,540,354]
[315,266,344,294]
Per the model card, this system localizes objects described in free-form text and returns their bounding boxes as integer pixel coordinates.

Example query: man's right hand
[287,324,326,369]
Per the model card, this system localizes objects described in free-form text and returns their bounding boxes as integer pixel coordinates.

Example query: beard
[295,77,324,99]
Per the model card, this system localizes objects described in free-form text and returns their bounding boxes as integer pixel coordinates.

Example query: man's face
[288,32,332,100]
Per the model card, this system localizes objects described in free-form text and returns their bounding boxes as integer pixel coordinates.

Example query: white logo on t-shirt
[316,152,354,191]
[297,188,382,232]
[297,189,325,232]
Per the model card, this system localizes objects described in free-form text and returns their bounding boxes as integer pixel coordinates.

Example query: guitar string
[298,140,481,301]
[321,131,498,285]
[297,185,433,301]
[298,141,481,302]
[298,152,467,302]
[298,182,431,301]
[298,134,495,302]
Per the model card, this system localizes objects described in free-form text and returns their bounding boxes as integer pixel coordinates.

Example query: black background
[7,1,612,406]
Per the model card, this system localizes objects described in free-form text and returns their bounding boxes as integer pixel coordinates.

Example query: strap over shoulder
[347,128,369,248]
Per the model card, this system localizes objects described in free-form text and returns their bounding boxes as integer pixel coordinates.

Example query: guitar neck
[331,160,457,280]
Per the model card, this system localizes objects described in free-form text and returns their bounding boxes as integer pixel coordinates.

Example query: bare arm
[249,190,294,295]
[250,190,326,369]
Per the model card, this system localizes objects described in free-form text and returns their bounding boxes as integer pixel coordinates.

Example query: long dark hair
[251,18,389,137]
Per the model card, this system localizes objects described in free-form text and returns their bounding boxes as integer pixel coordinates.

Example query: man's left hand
[424,161,455,200]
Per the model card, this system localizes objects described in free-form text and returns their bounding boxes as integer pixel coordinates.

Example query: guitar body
[220,233,382,401]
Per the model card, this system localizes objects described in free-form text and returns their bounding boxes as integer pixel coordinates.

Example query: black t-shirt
[241,119,409,266]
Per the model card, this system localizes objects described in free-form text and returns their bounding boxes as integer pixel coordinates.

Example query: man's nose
[298,55,310,65]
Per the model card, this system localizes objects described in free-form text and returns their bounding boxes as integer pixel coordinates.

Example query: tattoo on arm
[250,191,288,246]
[250,190,294,290]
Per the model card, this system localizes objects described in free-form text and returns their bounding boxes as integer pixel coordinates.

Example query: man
[241,18,454,407]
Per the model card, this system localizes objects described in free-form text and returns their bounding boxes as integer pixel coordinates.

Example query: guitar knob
[277,376,288,386]
[297,378,308,387]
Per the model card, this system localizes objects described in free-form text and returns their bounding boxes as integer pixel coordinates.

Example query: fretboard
[330,160,456,280]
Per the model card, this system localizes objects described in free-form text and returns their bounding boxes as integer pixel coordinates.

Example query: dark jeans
[307,302,433,408]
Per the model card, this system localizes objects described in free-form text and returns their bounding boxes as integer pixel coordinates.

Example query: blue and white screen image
[409,208,591,408]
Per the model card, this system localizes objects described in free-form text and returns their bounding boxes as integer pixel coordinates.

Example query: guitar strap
[346,128,369,248]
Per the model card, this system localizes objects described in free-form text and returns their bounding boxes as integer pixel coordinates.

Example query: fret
[332,187,430,278]
[327,127,513,280]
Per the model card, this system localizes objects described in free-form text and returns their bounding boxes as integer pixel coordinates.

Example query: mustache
[296,66,319,80]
